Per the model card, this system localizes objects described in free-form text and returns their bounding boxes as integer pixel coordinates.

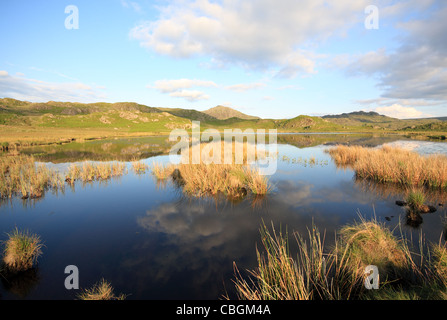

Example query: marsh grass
[327,145,447,190]
[338,215,408,279]
[0,155,65,199]
[76,278,127,300]
[232,221,367,300]
[151,141,273,199]
[233,216,447,300]
[131,159,149,174]
[152,162,272,199]
[2,228,43,273]
[65,161,126,184]
[406,189,427,211]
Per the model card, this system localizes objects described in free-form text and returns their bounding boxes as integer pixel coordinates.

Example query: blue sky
[0,0,446,119]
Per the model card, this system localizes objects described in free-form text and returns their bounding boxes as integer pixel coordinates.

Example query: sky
[0,0,446,119]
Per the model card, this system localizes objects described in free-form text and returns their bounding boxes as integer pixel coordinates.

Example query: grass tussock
[338,215,408,277]
[327,145,447,190]
[232,221,367,300]
[76,278,127,300]
[152,162,272,199]
[232,216,447,300]
[151,141,273,199]
[406,189,427,211]
[2,228,43,273]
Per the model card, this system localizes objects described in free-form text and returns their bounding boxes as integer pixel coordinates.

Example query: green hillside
[0,98,445,147]
[158,107,217,122]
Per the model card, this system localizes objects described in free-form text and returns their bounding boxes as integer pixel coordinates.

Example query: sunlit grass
[152,162,272,199]
[327,145,447,190]
[151,140,273,199]
[2,228,43,273]
[76,278,127,300]
[232,216,447,300]
[0,155,64,199]
[406,189,427,211]
[65,161,126,184]
[131,159,149,174]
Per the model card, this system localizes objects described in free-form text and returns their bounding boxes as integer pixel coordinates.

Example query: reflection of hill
[276,133,411,149]
[20,133,439,164]
[22,136,175,163]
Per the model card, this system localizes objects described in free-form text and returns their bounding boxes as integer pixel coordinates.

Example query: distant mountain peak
[203,105,260,120]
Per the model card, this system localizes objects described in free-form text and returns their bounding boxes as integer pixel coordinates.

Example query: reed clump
[2,228,43,273]
[406,189,427,211]
[151,162,272,199]
[327,145,447,190]
[0,155,64,199]
[65,161,126,184]
[232,221,366,300]
[232,216,447,300]
[76,278,127,300]
[338,216,408,278]
[131,159,149,174]
[151,141,273,199]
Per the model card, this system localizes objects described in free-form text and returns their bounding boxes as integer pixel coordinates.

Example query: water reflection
[1,268,41,299]
[0,133,445,299]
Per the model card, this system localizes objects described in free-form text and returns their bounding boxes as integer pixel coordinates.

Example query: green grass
[406,190,427,211]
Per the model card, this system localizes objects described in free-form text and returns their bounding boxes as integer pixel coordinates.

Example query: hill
[0,98,446,146]
[158,107,217,122]
[203,105,260,120]
[322,111,397,125]
[322,110,446,131]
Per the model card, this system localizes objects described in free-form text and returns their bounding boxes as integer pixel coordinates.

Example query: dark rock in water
[419,205,437,214]
[171,168,185,186]
[395,200,407,206]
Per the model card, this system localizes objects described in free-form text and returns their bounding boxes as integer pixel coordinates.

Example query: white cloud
[130,0,372,78]
[169,89,210,101]
[121,0,142,13]
[0,71,106,102]
[225,82,265,92]
[149,78,216,102]
[375,104,431,119]
[342,4,447,103]
[151,78,217,93]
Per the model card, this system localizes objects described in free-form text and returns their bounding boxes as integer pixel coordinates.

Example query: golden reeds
[2,228,43,272]
[76,278,127,300]
[151,140,273,199]
[232,216,447,300]
[327,145,447,190]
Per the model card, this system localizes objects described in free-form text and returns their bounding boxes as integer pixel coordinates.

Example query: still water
[1,133,446,299]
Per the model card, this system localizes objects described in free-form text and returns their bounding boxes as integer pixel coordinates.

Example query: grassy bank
[232,216,447,300]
